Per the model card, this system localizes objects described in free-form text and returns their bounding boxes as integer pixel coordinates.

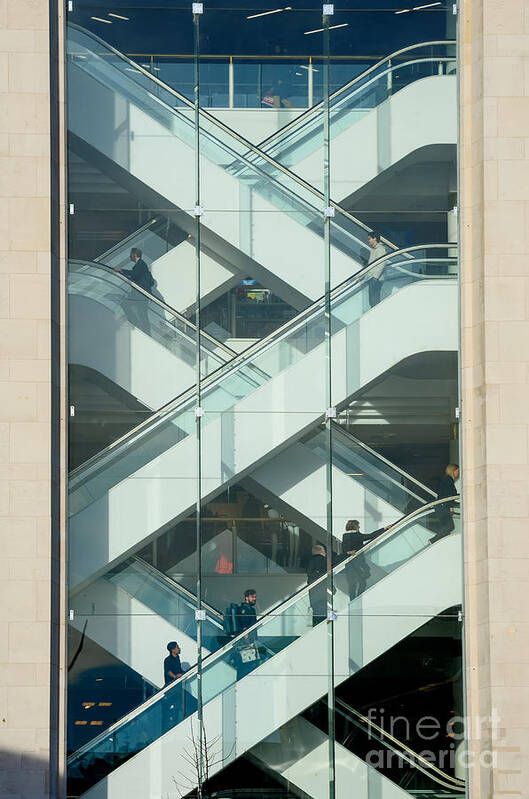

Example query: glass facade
[65,2,462,797]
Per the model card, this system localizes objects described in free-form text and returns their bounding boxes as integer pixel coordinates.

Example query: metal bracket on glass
[194,205,204,217]
[70,405,75,417]
[67,0,73,10]
[455,406,460,420]
[69,609,74,621]
[325,407,337,419]
[195,406,205,419]
[327,610,338,622]
[323,206,335,218]
[195,609,206,621]
[452,205,458,217]
[69,203,74,215]
[458,610,464,623]
[452,2,457,14]
[192,2,203,13]
[323,4,334,15]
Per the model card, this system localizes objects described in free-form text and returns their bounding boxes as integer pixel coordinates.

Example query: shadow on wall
[0,750,50,799]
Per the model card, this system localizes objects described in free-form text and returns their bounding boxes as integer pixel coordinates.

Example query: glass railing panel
[67,498,459,793]
[306,426,433,517]
[95,220,174,272]
[68,260,230,372]
[257,45,456,174]
[333,699,465,795]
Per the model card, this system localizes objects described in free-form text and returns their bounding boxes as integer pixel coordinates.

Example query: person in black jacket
[163,641,183,686]
[431,463,459,543]
[239,589,258,643]
[307,543,328,626]
[115,247,155,334]
[342,519,391,599]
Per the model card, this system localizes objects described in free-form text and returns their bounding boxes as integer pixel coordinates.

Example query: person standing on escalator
[115,247,155,334]
[366,231,387,308]
[430,463,459,544]
[342,519,392,599]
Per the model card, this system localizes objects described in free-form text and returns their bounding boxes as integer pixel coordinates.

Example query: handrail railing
[131,556,224,623]
[330,424,436,499]
[69,258,236,358]
[95,217,162,264]
[335,697,465,790]
[69,243,456,485]
[67,23,415,257]
[67,495,459,764]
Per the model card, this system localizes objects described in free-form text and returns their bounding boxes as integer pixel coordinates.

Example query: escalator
[68,27,456,317]
[244,41,457,201]
[67,497,461,798]
[68,245,458,590]
[248,422,436,539]
[69,411,439,690]
[69,556,226,689]
[250,696,464,799]
[68,259,234,412]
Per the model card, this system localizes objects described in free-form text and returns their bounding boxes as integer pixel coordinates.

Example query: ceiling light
[304,22,349,34]
[413,1,441,7]
[108,12,129,19]
[395,8,411,13]
[90,16,112,23]
[247,7,291,19]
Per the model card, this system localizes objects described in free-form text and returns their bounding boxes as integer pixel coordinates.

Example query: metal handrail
[69,258,236,358]
[330,424,436,499]
[335,697,465,790]
[258,39,456,150]
[68,243,457,485]
[68,23,407,256]
[67,495,459,764]
[95,217,162,264]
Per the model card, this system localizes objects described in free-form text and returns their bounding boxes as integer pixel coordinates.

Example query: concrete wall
[460,0,529,796]
[0,0,65,796]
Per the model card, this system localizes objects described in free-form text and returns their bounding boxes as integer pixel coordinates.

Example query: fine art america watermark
[362,708,500,771]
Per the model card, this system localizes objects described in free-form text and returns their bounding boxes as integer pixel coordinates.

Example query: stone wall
[460,0,529,795]
[0,0,65,795]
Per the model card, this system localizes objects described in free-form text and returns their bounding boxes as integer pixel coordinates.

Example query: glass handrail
[67,496,460,791]
[332,425,436,499]
[304,423,435,516]
[132,557,224,622]
[335,698,465,791]
[68,245,457,516]
[67,24,406,261]
[69,258,234,360]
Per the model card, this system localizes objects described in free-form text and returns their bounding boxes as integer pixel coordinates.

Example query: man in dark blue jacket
[115,247,154,333]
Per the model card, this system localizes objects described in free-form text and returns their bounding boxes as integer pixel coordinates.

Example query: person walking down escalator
[307,543,328,627]
[342,519,392,600]
[115,247,155,335]
[366,231,387,308]
[430,463,459,544]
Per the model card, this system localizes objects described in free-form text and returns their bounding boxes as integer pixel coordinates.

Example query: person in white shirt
[367,231,387,307]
